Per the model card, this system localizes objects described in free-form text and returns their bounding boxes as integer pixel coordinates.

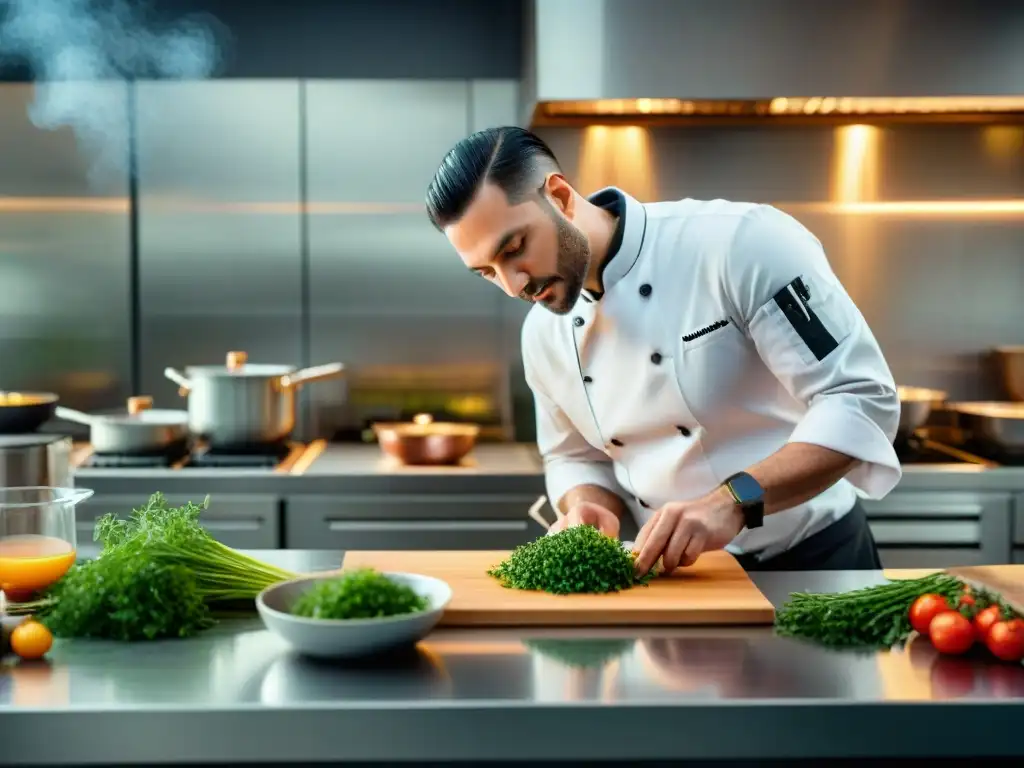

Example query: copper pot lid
[372,413,480,438]
[0,391,58,407]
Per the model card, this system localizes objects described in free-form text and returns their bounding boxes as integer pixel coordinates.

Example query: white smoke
[0,0,222,180]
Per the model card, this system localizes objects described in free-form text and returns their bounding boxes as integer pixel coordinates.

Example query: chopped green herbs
[291,569,429,620]
[487,525,653,595]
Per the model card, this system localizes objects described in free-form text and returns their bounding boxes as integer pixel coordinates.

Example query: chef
[426,126,901,574]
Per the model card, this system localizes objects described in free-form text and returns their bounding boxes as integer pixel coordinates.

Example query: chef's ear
[542,173,575,217]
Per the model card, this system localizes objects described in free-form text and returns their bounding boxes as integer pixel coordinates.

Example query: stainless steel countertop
[71,442,1024,496]
[72,443,548,495]
[3,550,1023,765]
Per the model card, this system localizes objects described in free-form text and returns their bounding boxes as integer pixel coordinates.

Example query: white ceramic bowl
[256,572,452,660]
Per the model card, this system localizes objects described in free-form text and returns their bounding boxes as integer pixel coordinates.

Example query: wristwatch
[723,472,765,530]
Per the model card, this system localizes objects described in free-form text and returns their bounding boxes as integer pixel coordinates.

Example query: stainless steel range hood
[522,0,1024,125]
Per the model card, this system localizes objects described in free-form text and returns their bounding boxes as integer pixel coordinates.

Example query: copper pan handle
[280,362,345,389]
[163,367,193,396]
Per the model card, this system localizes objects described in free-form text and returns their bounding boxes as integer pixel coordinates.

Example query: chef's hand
[633,487,744,576]
[548,501,620,538]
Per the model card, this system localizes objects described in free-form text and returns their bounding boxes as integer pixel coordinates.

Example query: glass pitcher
[0,486,93,604]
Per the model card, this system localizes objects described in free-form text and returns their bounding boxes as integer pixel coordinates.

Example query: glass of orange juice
[0,486,93,607]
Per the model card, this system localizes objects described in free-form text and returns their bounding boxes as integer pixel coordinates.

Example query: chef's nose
[495,265,528,298]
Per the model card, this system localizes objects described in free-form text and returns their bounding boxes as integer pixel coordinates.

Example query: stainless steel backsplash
[537,123,1024,404]
[1,79,1022,442]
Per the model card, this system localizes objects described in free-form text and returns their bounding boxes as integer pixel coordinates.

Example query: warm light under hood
[521,0,1024,127]
[535,96,1024,124]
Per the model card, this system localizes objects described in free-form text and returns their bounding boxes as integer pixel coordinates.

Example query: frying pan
[0,391,58,433]
[896,385,948,441]
[55,396,190,455]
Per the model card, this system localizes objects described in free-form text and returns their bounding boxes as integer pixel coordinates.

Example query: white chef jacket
[522,187,902,560]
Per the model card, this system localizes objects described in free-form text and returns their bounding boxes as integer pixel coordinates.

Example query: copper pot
[372,413,480,466]
[994,346,1024,401]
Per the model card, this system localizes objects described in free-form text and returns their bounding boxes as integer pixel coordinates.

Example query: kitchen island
[3,550,1023,766]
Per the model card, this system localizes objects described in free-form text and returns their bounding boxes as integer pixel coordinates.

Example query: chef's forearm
[557,484,629,519]
[744,442,857,515]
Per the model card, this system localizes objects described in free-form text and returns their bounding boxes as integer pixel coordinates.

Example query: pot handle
[54,406,95,426]
[280,362,346,389]
[164,367,193,396]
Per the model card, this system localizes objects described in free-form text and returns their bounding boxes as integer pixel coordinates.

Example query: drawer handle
[200,519,264,531]
[326,520,528,533]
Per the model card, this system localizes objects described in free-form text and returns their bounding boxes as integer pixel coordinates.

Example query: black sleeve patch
[772,277,838,361]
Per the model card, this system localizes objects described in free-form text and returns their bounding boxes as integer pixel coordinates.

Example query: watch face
[730,473,763,504]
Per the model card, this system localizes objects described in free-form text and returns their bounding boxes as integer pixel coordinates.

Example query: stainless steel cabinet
[286,494,541,550]
[0,83,132,410]
[134,80,304,406]
[78,494,281,550]
[303,80,506,436]
[863,490,1013,569]
[1011,493,1024,565]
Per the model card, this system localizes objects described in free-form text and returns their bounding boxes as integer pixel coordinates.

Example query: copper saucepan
[372,413,480,466]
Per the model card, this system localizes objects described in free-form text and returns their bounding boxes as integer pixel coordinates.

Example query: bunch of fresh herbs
[773,572,964,649]
[487,525,653,595]
[291,569,429,620]
[33,492,297,641]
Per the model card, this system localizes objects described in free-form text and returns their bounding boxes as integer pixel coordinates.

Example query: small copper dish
[372,413,480,466]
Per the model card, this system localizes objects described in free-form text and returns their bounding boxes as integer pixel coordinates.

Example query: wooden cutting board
[885,565,1024,614]
[342,549,775,627]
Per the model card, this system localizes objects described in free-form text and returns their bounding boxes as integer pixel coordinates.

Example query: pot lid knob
[226,351,248,371]
[127,396,153,415]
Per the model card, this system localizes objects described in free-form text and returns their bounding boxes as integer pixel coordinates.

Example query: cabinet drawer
[79,494,281,550]
[286,494,542,550]
[879,548,985,569]
[862,492,1004,518]
[869,520,980,546]
[1012,495,1024,544]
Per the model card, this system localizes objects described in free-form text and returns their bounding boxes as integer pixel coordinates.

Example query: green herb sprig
[773,573,964,649]
[34,492,298,641]
[487,525,653,595]
[292,569,429,620]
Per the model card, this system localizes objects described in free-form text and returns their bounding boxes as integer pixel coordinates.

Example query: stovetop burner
[87,440,191,469]
[184,441,292,469]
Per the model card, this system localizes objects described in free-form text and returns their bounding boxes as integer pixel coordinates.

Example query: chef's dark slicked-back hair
[425,126,560,230]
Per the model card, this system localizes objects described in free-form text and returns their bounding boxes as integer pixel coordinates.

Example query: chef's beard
[518,214,590,315]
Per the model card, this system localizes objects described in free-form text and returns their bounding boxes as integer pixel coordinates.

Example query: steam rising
[0,0,222,180]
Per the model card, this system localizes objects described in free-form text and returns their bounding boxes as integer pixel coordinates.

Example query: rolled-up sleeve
[522,322,625,508]
[724,205,902,498]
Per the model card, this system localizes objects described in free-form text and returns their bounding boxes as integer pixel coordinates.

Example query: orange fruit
[10,620,53,661]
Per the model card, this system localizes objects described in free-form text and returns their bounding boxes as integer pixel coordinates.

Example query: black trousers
[735,500,882,572]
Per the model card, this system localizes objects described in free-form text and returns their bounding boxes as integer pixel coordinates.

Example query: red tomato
[985,619,1024,662]
[929,611,975,655]
[909,593,952,635]
[973,604,1002,639]
[959,593,976,610]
